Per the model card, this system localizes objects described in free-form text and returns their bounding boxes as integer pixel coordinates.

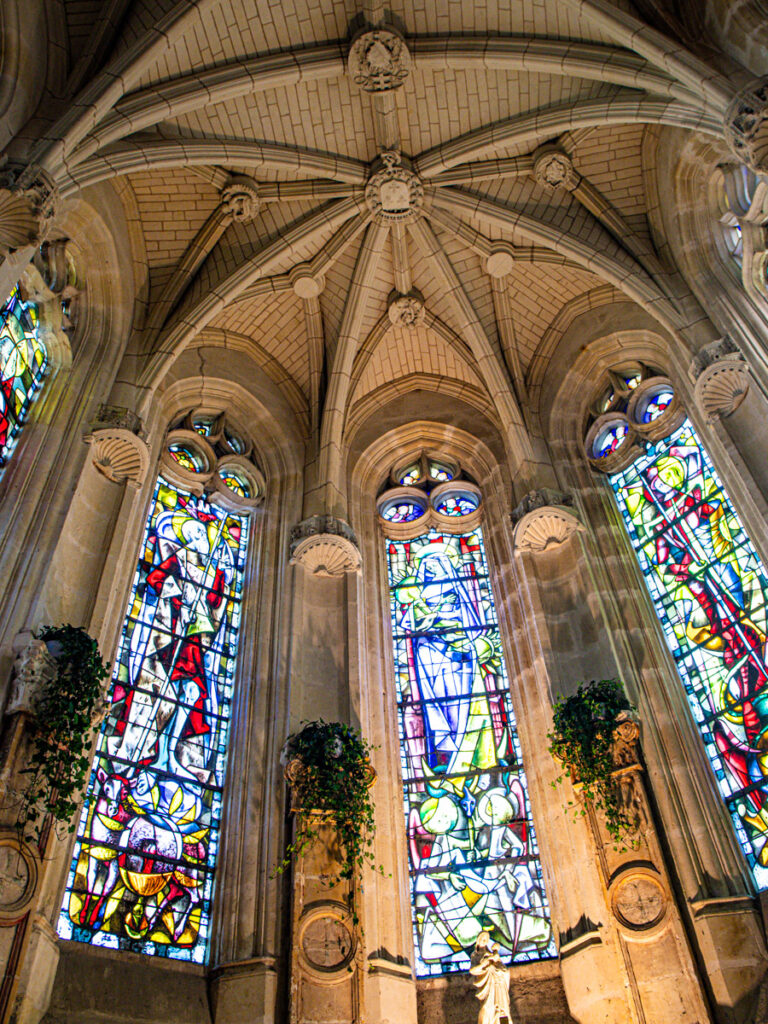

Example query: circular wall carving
[611,871,667,932]
[0,835,37,917]
[298,903,357,978]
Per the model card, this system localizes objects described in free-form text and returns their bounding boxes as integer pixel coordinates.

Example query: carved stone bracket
[348,28,411,92]
[365,151,424,223]
[511,489,584,553]
[689,336,750,422]
[387,288,426,327]
[724,77,768,175]
[220,177,261,222]
[83,405,149,486]
[0,165,59,256]
[532,146,580,191]
[289,516,362,576]
[5,639,57,717]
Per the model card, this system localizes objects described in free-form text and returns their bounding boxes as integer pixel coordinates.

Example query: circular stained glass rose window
[637,388,674,423]
[433,491,479,517]
[397,462,422,487]
[381,499,425,523]
[592,422,628,459]
[219,467,253,499]
[168,442,206,473]
[428,460,455,483]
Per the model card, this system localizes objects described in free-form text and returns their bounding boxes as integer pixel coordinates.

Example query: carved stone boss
[348,28,411,92]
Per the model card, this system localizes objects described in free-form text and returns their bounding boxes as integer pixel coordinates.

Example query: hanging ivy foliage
[19,625,109,844]
[276,720,380,893]
[548,678,636,844]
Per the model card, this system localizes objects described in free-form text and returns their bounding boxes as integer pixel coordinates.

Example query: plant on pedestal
[548,678,637,844]
[276,720,379,895]
[19,625,109,844]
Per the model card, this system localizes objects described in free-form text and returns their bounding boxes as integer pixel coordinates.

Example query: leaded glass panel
[0,286,47,466]
[385,528,555,975]
[58,478,250,961]
[611,419,768,887]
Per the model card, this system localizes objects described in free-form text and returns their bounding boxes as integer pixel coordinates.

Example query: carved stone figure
[470,931,513,1024]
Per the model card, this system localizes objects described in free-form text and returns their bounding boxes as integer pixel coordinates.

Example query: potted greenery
[18,625,109,844]
[276,720,378,890]
[548,678,637,844]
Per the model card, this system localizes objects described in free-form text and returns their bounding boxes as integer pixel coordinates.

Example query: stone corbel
[511,489,584,554]
[5,637,57,717]
[689,336,750,422]
[0,165,59,257]
[83,404,150,487]
[724,77,768,175]
[289,516,362,576]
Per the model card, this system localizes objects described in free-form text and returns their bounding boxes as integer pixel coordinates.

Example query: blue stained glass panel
[58,479,250,961]
[611,420,768,888]
[385,529,555,975]
[0,286,47,465]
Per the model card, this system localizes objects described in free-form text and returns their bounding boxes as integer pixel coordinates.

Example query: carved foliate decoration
[532,147,580,191]
[512,489,584,554]
[724,78,768,175]
[220,177,261,222]
[689,336,750,422]
[84,405,149,486]
[348,28,411,92]
[365,151,424,222]
[6,639,57,716]
[289,515,362,576]
[388,288,426,327]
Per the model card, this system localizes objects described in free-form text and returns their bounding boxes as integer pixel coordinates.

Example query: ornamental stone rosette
[347,28,411,93]
[220,178,261,222]
[365,151,424,223]
[532,146,580,191]
[388,289,426,327]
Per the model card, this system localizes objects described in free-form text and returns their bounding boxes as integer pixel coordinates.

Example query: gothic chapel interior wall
[1,2,768,1024]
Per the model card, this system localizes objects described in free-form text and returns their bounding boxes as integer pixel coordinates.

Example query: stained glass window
[381,500,424,523]
[385,528,555,975]
[58,478,251,961]
[611,419,768,888]
[219,467,252,499]
[594,422,628,458]
[168,443,205,473]
[0,286,47,466]
[433,493,478,518]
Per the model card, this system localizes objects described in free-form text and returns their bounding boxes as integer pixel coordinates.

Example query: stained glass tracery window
[610,417,768,888]
[383,505,554,975]
[0,286,47,466]
[58,477,251,961]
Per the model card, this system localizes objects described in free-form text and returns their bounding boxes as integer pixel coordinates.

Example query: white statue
[470,931,513,1024]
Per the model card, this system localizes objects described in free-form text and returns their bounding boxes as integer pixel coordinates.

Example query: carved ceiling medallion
[365,151,424,223]
[348,28,411,92]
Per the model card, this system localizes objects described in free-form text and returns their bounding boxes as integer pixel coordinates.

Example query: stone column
[284,760,368,1024]
[562,713,711,1023]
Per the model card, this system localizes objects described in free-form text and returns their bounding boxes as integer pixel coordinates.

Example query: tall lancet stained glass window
[611,418,768,887]
[58,474,250,961]
[0,286,47,466]
[380,464,554,976]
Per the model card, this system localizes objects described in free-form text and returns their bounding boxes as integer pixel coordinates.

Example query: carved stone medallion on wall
[0,833,38,919]
[298,903,357,979]
[348,28,411,92]
[610,870,668,933]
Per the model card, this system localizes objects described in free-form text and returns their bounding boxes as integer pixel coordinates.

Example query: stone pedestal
[570,715,711,1023]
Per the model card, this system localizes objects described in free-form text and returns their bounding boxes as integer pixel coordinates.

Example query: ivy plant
[276,720,380,894]
[19,625,109,845]
[548,678,636,844]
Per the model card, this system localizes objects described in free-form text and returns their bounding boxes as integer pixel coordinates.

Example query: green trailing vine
[276,720,380,890]
[548,679,636,844]
[19,625,109,844]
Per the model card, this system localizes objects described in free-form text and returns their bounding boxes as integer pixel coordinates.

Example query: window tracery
[58,411,263,961]
[0,285,47,468]
[586,372,768,887]
[377,454,555,976]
